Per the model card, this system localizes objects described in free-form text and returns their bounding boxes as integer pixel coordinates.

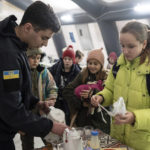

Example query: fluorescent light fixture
[103,0,123,3]
[60,14,73,22]
[32,0,80,13]
[134,3,150,13]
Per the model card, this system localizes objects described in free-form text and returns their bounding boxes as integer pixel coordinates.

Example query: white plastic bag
[111,97,127,116]
[44,106,66,143]
[98,97,127,118]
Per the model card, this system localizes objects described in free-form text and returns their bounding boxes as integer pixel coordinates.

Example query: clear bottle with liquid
[90,131,100,150]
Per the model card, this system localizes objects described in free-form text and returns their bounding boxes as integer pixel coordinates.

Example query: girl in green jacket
[63,49,110,134]
[91,21,150,150]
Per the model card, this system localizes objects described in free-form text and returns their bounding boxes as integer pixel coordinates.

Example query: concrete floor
[13,133,45,150]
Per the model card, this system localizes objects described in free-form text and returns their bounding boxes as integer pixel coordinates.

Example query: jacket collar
[117,54,150,75]
[37,65,45,72]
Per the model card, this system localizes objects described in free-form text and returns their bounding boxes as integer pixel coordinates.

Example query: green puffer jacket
[97,54,150,150]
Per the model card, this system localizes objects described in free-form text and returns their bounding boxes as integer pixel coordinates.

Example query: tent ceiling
[4,0,150,56]
[5,0,150,24]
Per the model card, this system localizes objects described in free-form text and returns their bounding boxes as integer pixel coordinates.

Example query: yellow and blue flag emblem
[3,70,19,80]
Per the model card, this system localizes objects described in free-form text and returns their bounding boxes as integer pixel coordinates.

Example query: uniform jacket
[63,71,110,133]
[0,15,53,141]
[98,54,150,150]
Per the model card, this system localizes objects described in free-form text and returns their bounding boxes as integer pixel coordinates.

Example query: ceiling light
[60,14,73,22]
[32,0,80,13]
[134,3,150,14]
[103,0,123,3]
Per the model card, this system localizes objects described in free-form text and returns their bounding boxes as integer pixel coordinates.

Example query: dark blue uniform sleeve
[0,52,53,137]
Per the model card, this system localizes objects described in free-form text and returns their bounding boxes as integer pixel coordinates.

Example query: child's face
[75,57,83,64]
[63,56,73,70]
[25,23,54,49]
[87,59,102,74]
[120,32,147,61]
[109,57,115,64]
[28,54,41,69]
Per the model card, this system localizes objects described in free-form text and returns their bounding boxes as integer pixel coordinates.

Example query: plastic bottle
[90,131,100,150]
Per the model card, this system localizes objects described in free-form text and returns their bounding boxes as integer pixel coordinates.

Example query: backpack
[112,62,150,95]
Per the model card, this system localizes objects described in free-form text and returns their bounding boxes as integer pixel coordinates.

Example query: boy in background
[49,45,80,125]
[21,48,58,150]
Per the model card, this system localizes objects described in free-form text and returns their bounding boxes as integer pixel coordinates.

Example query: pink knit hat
[108,52,117,62]
[62,45,75,64]
[87,48,104,66]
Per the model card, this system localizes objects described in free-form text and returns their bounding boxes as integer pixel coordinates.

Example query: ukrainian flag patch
[3,70,19,80]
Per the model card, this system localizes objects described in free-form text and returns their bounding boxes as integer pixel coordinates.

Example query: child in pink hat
[107,52,118,69]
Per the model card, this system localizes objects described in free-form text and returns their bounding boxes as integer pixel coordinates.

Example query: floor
[13,133,45,150]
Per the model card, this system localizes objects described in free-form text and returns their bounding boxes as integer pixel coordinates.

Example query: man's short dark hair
[75,50,84,59]
[20,1,60,33]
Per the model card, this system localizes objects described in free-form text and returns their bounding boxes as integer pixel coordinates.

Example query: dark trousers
[0,140,15,150]
[21,134,47,150]
[55,99,70,125]
[21,134,34,150]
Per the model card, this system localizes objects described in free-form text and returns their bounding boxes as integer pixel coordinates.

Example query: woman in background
[75,50,84,70]
[107,51,117,70]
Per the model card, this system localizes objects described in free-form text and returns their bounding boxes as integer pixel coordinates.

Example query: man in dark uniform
[0,1,67,150]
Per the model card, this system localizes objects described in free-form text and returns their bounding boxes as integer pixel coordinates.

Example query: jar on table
[90,131,101,150]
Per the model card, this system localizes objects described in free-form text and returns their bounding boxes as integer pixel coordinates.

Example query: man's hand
[45,98,56,106]
[51,122,68,136]
[37,101,50,115]
[114,111,135,125]
[91,95,103,107]
[18,130,26,136]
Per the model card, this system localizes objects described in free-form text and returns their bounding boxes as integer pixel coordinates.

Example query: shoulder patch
[3,70,19,80]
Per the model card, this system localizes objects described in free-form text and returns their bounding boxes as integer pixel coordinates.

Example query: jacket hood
[0,15,28,51]
[0,15,17,37]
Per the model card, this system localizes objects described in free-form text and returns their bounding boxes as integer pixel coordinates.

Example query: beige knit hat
[26,48,44,57]
[87,48,104,66]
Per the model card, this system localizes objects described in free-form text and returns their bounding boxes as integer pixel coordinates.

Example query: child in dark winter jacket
[49,45,80,125]
[63,48,110,134]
